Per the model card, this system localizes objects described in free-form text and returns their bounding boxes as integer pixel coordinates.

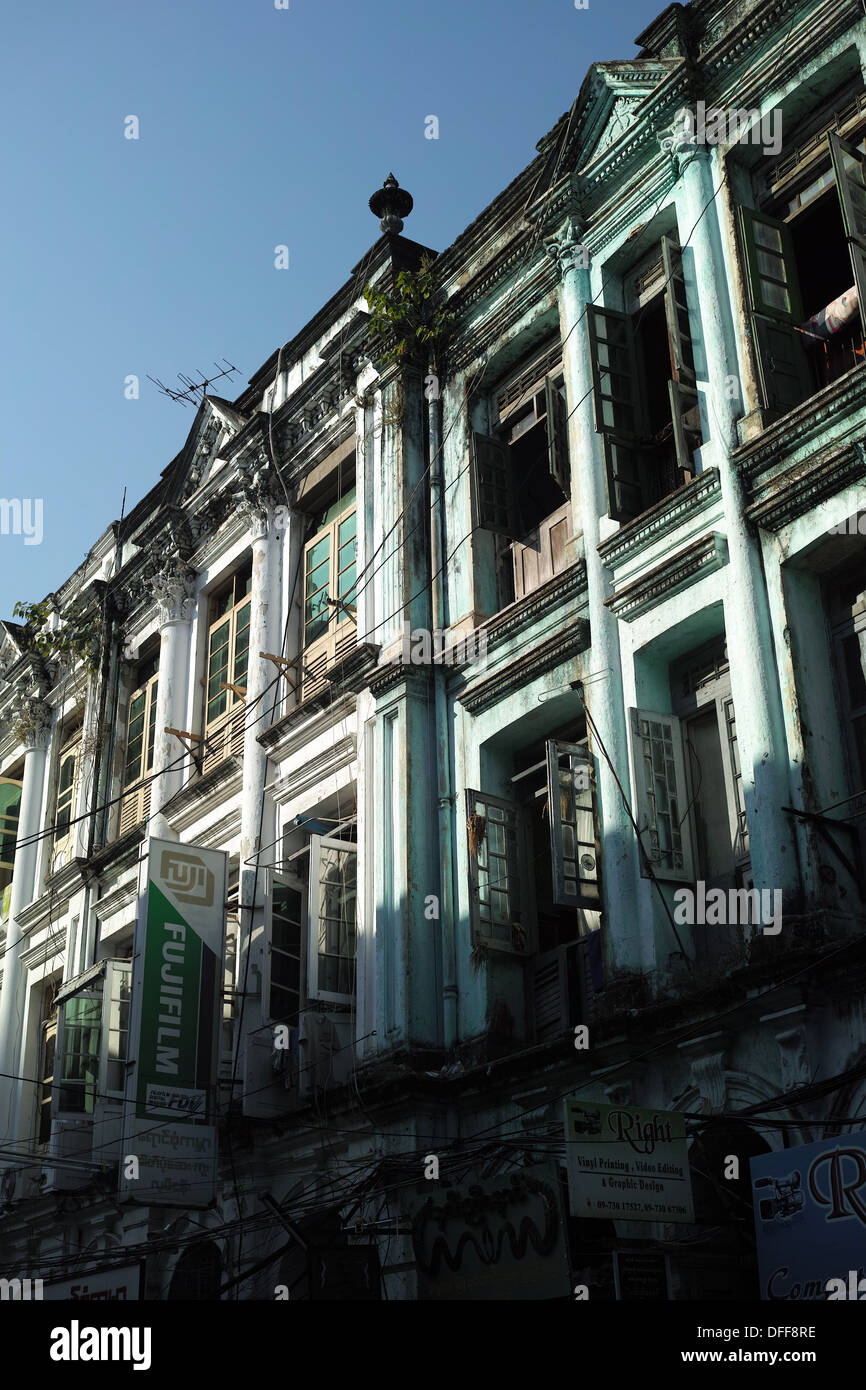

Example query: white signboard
[564,1099,694,1223]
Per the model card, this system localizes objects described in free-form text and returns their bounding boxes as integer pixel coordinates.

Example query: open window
[0,773,22,898]
[55,961,131,1115]
[827,559,866,874]
[301,490,357,702]
[740,84,866,414]
[119,651,158,835]
[51,725,83,868]
[467,732,604,1041]
[269,873,304,1025]
[307,835,357,1005]
[202,560,251,773]
[470,341,573,606]
[37,981,58,1146]
[588,234,700,525]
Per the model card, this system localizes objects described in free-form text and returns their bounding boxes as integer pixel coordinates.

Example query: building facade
[1,0,866,1301]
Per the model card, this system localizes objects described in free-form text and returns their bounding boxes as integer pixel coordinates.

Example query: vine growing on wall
[12,598,102,676]
[363,255,453,371]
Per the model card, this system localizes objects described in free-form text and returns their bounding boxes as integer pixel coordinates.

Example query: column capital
[11,686,52,750]
[658,107,711,175]
[544,216,591,279]
[235,451,277,539]
[149,556,196,626]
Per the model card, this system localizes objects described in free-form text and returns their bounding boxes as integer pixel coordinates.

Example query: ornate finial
[369,173,414,234]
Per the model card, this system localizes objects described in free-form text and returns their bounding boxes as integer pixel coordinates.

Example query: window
[630,641,751,950]
[467,733,603,1040]
[56,962,131,1115]
[52,728,82,865]
[307,835,357,1004]
[119,653,158,835]
[828,563,866,870]
[0,775,22,895]
[470,342,573,606]
[220,866,239,1080]
[740,92,866,413]
[269,875,304,1024]
[588,234,700,524]
[203,561,252,772]
[301,491,357,701]
[37,983,57,1146]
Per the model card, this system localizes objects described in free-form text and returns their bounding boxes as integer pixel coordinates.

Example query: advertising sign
[750,1130,866,1300]
[564,1099,694,1223]
[412,1163,570,1300]
[120,839,227,1206]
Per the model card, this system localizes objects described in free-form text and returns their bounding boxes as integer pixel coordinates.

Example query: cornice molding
[604,532,728,622]
[271,735,357,808]
[598,469,722,570]
[745,440,866,532]
[458,619,590,715]
[259,691,357,757]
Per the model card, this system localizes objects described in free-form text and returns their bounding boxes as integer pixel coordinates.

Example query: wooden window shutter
[465,788,532,954]
[586,306,646,523]
[544,376,570,495]
[828,131,866,315]
[629,708,694,882]
[546,739,600,909]
[737,206,811,413]
[470,431,520,538]
[661,234,700,484]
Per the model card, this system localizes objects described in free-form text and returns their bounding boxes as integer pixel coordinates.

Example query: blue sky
[0,0,662,615]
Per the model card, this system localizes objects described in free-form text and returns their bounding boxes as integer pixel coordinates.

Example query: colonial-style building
[1,0,865,1300]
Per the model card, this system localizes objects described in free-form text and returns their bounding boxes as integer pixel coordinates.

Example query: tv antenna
[147,358,240,407]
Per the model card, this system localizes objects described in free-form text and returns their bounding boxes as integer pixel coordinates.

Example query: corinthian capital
[544,216,591,278]
[11,686,52,750]
[658,107,706,173]
[235,451,276,538]
[149,557,196,626]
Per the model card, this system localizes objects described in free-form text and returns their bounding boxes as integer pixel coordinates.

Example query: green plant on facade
[363,256,453,371]
[12,598,102,677]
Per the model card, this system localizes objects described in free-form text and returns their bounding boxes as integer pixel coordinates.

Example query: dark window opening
[789,188,866,387]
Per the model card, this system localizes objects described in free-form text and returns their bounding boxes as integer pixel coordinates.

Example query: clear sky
[0,0,663,616]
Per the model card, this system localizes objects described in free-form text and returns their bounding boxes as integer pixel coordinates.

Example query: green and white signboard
[120,838,227,1207]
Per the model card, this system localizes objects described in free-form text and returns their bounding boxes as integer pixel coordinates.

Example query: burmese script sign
[412,1163,570,1300]
[564,1099,694,1223]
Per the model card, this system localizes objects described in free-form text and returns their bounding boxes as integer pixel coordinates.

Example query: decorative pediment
[564,60,680,171]
[0,623,27,681]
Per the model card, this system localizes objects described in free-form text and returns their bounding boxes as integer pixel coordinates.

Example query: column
[0,689,51,1146]
[546,217,645,976]
[667,126,799,899]
[148,555,196,840]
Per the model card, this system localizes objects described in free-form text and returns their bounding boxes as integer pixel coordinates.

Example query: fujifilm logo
[50,1321,152,1371]
[0,1277,43,1299]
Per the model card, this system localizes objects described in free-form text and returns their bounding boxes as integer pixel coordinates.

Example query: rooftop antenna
[147,358,240,408]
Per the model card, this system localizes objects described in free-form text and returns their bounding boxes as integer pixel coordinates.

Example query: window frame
[465,787,536,956]
[119,658,159,834]
[53,730,83,859]
[306,834,357,1005]
[202,562,252,771]
[268,870,306,1025]
[301,498,357,701]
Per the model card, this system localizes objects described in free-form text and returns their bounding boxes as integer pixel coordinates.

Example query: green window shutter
[465,788,532,954]
[587,306,646,523]
[629,708,694,883]
[752,316,814,414]
[738,206,804,323]
[470,431,520,538]
[546,740,600,910]
[828,131,866,316]
[544,376,570,496]
[662,235,701,483]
